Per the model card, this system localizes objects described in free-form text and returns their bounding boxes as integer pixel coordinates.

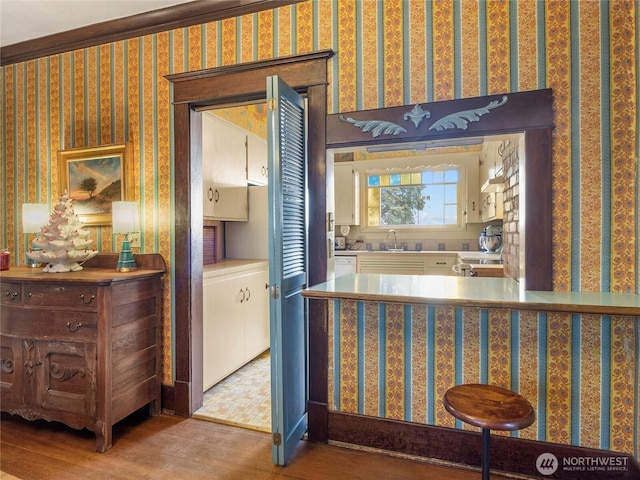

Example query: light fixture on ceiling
[366,138,483,153]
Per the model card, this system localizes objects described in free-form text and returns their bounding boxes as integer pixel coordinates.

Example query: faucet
[386,229,398,250]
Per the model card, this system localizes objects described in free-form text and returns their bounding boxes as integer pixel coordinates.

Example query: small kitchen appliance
[479,224,503,253]
[335,236,346,250]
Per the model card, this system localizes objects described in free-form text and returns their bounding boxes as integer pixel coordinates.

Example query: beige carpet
[194,350,271,432]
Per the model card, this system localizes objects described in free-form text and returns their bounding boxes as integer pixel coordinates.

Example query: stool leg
[481,428,490,480]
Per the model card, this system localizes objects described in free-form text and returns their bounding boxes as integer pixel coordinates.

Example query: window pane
[368,188,380,207]
[444,169,458,182]
[444,204,457,223]
[365,166,462,229]
[444,184,457,203]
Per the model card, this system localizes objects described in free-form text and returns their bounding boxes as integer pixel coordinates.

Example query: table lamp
[112,201,139,272]
[22,203,50,267]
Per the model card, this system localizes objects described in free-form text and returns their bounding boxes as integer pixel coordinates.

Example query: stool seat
[443,384,535,480]
[443,384,535,431]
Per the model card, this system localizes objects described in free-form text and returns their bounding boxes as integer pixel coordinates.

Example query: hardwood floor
[1,411,517,479]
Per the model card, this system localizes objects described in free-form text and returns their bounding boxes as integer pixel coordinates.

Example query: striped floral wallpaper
[1,1,638,399]
[330,299,640,459]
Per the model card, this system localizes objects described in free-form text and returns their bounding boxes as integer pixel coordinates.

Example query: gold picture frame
[58,143,133,226]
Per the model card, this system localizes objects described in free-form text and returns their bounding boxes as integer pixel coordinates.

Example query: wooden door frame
[166,50,333,417]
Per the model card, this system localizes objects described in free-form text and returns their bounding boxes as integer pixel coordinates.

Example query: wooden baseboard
[327,411,639,479]
[161,384,175,414]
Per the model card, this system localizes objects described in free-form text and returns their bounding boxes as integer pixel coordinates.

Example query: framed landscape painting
[58,143,133,226]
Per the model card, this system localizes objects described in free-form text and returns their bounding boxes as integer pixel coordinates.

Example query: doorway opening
[193,102,272,432]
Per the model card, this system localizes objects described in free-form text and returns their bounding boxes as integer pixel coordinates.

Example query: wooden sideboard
[0,254,165,452]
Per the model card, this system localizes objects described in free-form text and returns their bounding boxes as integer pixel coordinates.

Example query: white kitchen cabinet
[203,185,248,221]
[481,191,504,221]
[425,254,457,275]
[202,111,248,221]
[335,161,360,226]
[356,253,456,276]
[202,260,270,391]
[246,133,268,185]
[477,140,504,222]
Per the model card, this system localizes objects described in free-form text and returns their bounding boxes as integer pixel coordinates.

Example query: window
[365,166,463,229]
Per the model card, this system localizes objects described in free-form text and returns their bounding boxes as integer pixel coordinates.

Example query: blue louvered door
[266,75,308,465]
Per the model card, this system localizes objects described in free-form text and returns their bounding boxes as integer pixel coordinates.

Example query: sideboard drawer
[23,284,99,311]
[1,282,22,306]
[1,307,97,341]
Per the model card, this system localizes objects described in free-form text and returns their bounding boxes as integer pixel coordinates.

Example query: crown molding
[1,0,302,66]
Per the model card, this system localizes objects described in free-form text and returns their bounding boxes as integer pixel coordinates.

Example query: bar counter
[303,273,640,316]
[303,273,640,478]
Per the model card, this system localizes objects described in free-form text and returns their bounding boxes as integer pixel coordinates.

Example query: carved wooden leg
[94,420,112,453]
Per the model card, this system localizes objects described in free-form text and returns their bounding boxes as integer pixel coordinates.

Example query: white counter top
[335,250,476,258]
[203,259,268,277]
[302,273,640,316]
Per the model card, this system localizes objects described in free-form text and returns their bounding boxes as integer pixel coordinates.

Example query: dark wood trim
[167,51,333,106]
[328,411,640,480]
[166,50,333,417]
[524,128,553,290]
[326,88,554,291]
[1,0,303,66]
[161,384,175,413]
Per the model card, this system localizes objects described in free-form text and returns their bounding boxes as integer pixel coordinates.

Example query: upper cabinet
[478,140,505,222]
[246,132,268,186]
[334,161,360,226]
[202,112,248,221]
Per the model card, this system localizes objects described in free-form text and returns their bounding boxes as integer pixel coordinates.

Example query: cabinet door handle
[66,322,83,332]
[244,287,251,302]
[79,294,95,304]
[214,189,220,203]
[5,291,18,300]
[261,166,267,176]
[239,288,246,303]
[207,187,214,201]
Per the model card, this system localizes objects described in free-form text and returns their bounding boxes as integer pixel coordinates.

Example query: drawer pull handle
[5,291,18,300]
[79,294,95,304]
[66,322,83,332]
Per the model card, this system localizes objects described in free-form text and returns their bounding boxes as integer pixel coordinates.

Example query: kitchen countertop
[302,273,640,316]
[335,249,500,258]
[203,258,267,277]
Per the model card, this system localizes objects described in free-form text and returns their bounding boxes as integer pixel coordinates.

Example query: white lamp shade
[22,203,50,233]
[112,201,139,234]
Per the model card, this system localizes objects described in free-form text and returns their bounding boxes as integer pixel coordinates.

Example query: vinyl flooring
[194,350,271,432]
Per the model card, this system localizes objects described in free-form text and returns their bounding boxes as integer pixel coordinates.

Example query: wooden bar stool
[443,384,535,480]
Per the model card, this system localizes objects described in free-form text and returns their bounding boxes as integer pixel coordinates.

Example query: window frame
[355,152,480,234]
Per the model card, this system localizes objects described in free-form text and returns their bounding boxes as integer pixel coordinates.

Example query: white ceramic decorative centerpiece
[27,192,98,272]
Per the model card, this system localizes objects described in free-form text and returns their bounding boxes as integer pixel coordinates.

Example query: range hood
[481,175,504,193]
